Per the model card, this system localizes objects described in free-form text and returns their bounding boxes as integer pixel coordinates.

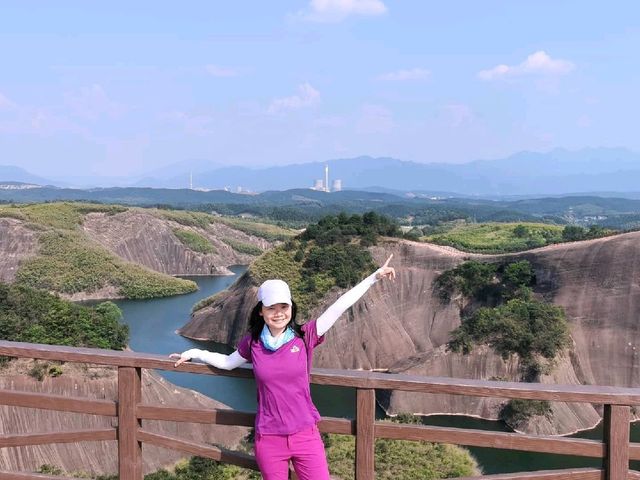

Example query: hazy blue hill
[6,147,640,195]
[0,165,56,186]
[509,196,640,215]
[135,147,640,195]
[469,147,640,176]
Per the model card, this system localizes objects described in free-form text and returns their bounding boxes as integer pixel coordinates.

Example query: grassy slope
[0,202,297,299]
[425,222,564,253]
[0,203,197,299]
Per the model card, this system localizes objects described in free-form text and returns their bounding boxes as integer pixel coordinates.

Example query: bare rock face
[0,362,248,475]
[83,211,270,276]
[0,218,39,283]
[380,346,602,436]
[179,233,640,435]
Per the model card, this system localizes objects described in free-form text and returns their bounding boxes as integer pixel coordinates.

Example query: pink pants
[254,424,331,480]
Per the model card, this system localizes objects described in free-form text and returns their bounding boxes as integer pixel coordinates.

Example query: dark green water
[113,269,634,474]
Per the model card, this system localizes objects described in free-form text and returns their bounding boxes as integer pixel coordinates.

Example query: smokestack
[325,164,329,192]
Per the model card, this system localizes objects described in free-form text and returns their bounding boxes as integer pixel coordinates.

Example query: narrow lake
[114,269,635,474]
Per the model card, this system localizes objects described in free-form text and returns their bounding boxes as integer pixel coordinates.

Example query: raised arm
[170,349,247,370]
[316,254,395,337]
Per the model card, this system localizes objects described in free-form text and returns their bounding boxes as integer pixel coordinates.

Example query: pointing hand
[376,254,396,281]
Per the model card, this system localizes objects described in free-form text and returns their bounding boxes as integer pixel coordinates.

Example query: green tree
[562,225,586,241]
[501,260,534,298]
[513,224,529,238]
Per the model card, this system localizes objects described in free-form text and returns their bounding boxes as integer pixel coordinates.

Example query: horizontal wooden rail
[136,404,255,426]
[630,442,640,460]
[138,429,258,471]
[0,429,116,448]
[455,468,604,480]
[318,417,356,435]
[629,471,640,480]
[135,404,355,434]
[2,340,640,404]
[0,389,116,416]
[375,423,605,458]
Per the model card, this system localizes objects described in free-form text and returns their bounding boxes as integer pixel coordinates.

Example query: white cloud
[65,84,126,120]
[205,64,239,77]
[268,83,320,114]
[377,68,430,81]
[298,0,387,23]
[478,51,575,81]
[356,104,393,134]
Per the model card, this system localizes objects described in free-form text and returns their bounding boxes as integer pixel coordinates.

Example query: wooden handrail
[0,340,637,480]
[2,340,640,404]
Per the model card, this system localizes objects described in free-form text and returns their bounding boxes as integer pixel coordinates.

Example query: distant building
[332,179,342,192]
[310,165,334,192]
[325,164,329,192]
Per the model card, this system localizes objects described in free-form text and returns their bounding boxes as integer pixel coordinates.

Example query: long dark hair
[248,300,303,341]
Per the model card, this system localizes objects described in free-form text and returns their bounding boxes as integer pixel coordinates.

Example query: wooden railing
[0,340,639,480]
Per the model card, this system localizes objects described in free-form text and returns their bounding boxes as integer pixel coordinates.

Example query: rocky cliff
[0,360,249,475]
[0,207,280,299]
[179,233,640,435]
[0,218,39,283]
[82,211,269,276]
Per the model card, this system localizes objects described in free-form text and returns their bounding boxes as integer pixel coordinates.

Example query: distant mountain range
[0,166,56,186]
[4,147,640,196]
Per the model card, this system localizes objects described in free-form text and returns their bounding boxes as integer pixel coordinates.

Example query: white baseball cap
[257,279,292,307]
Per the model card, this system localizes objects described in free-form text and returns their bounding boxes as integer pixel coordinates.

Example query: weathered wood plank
[2,340,640,405]
[135,405,355,435]
[311,370,640,405]
[0,389,116,416]
[138,429,258,471]
[454,468,604,480]
[603,405,630,480]
[355,388,375,480]
[627,470,640,480]
[0,429,116,447]
[0,341,254,380]
[318,417,356,435]
[629,442,640,461]
[118,367,142,480]
[136,405,255,426]
[375,423,605,458]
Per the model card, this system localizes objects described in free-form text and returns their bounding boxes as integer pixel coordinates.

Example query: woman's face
[260,302,292,336]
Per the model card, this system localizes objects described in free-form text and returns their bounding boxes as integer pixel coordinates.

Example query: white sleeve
[316,270,380,337]
[180,349,247,370]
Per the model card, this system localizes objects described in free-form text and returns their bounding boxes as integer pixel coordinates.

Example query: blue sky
[1,1,639,177]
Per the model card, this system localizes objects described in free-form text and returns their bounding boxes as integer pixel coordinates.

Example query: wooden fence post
[603,404,629,480]
[118,367,142,480]
[355,388,375,480]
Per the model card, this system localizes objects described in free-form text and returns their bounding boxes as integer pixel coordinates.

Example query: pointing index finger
[382,254,393,268]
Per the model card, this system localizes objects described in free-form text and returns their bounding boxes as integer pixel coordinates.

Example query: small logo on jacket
[290,345,300,353]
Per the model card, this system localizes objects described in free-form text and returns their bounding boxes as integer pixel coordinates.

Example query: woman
[171,255,396,480]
